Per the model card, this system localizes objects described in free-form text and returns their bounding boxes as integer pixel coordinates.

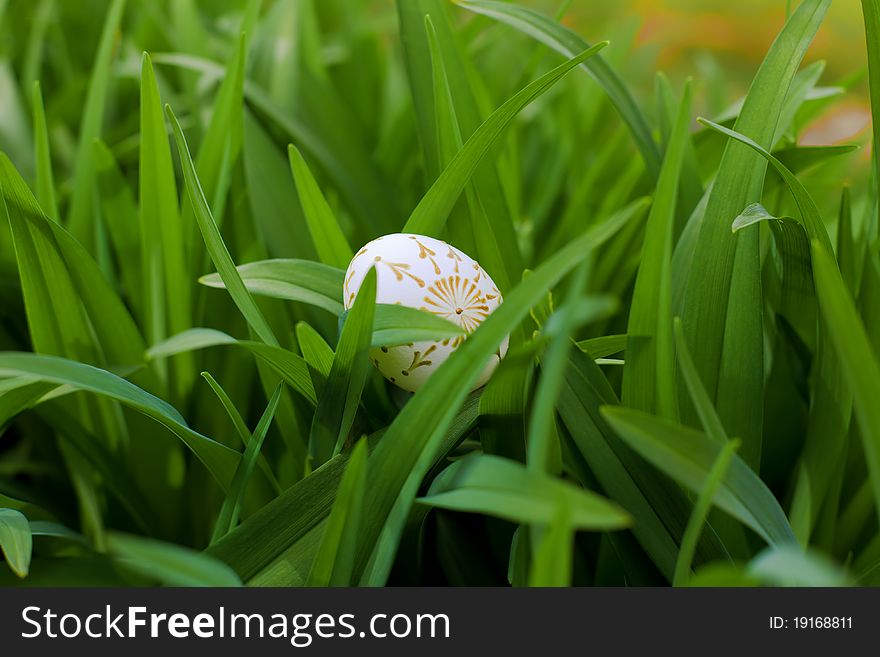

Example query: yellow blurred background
[550,0,871,147]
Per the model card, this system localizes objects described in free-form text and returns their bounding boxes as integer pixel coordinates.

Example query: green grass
[0,0,877,587]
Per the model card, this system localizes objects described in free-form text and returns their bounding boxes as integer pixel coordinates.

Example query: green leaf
[455,0,660,178]
[296,321,334,381]
[622,79,691,419]
[680,0,830,470]
[747,545,852,586]
[140,53,192,391]
[288,145,353,269]
[107,532,241,587]
[0,508,32,578]
[206,395,479,583]
[673,438,740,586]
[416,6,518,290]
[306,438,368,586]
[92,139,143,319]
[166,105,280,347]
[30,81,56,223]
[673,318,728,444]
[0,153,146,368]
[601,406,796,546]
[576,334,627,359]
[418,454,630,530]
[370,304,465,347]
[527,503,574,587]
[200,372,282,496]
[309,268,376,466]
[200,258,343,315]
[698,117,849,541]
[811,241,880,532]
[66,0,126,248]
[403,42,608,238]
[0,352,240,489]
[212,384,282,544]
[147,330,316,405]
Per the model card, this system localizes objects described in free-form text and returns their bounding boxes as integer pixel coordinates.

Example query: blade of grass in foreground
[601,406,796,546]
[0,352,239,489]
[418,454,630,529]
[673,438,740,586]
[108,532,241,587]
[403,41,608,238]
[309,268,376,466]
[357,205,634,586]
[211,384,282,544]
[528,504,573,587]
[146,330,316,405]
[0,508,32,578]
[205,395,479,583]
[526,260,592,474]
[201,372,282,495]
[306,439,368,587]
[200,259,344,315]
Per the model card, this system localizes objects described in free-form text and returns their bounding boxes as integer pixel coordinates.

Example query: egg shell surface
[343,233,508,392]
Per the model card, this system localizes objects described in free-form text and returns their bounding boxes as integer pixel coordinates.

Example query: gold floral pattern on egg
[343,232,508,393]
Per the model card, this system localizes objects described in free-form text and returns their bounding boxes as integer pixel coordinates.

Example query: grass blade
[166,105,279,347]
[66,0,126,249]
[306,439,368,587]
[107,532,241,586]
[673,439,740,586]
[0,352,239,488]
[288,145,353,269]
[601,406,796,546]
[30,81,56,223]
[403,42,608,238]
[456,0,660,177]
[811,242,880,531]
[0,508,32,578]
[418,454,630,530]
[680,0,830,469]
[211,384,282,544]
[309,268,376,466]
[622,79,691,419]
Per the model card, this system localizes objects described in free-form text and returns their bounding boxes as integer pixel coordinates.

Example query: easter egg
[343,233,508,393]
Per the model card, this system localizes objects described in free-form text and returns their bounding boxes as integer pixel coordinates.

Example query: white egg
[343,233,508,393]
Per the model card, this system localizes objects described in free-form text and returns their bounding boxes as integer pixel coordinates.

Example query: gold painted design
[410,236,442,274]
[446,246,462,273]
[423,275,490,335]
[401,344,436,377]
[373,255,425,287]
